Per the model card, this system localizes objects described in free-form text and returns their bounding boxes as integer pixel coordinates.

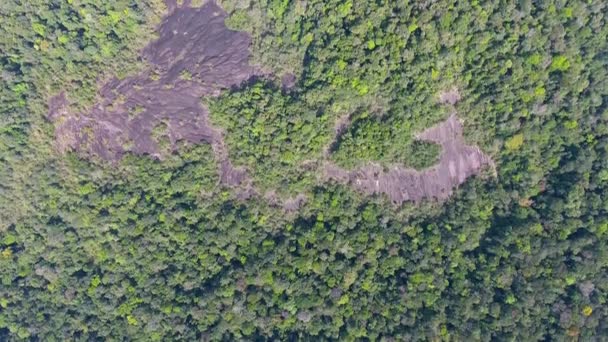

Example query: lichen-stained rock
[324,114,494,203]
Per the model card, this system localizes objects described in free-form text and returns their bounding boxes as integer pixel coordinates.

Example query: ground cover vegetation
[1,0,607,340]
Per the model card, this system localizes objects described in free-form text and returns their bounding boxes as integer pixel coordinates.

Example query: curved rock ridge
[323,114,495,203]
[48,1,259,186]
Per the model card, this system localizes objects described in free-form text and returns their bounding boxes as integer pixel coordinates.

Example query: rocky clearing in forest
[323,114,495,204]
[48,0,493,206]
[49,1,256,189]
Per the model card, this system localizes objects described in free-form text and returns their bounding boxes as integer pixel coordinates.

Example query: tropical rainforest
[1,0,607,340]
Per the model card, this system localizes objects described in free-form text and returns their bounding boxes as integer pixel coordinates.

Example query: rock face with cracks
[48,1,259,186]
[48,1,493,205]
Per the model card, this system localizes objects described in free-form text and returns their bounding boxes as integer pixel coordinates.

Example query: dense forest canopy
[1,0,607,340]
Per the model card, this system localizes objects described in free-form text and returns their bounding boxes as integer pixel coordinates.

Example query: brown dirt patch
[438,87,461,105]
[281,73,297,90]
